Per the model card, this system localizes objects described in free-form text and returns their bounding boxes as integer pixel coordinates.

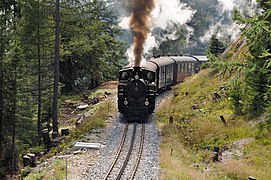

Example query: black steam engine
[118,64,156,120]
[118,55,207,121]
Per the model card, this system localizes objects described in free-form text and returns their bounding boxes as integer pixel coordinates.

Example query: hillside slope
[158,39,271,179]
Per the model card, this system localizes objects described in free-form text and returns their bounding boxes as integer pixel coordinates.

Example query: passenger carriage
[117,55,206,120]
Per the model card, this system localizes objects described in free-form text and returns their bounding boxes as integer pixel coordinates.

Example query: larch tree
[231,0,271,117]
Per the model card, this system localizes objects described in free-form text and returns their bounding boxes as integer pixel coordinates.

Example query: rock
[104,91,111,95]
[75,114,85,127]
[74,142,101,149]
[77,104,89,110]
[73,150,82,155]
[248,176,256,180]
[192,104,199,109]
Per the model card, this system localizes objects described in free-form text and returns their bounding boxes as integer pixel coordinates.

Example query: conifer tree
[0,1,14,174]
[0,15,4,172]
[18,0,56,142]
[59,0,125,92]
[209,35,225,56]
[232,0,271,116]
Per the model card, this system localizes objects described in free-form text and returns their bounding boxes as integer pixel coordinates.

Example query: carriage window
[161,67,165,77]
[189,63,191,71]
[191,63,194,71]
[181,63,184,72]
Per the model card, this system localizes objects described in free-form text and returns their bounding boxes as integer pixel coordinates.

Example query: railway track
[103,122,145,180]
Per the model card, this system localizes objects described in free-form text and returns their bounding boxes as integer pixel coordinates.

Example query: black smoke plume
[126,0,155,67]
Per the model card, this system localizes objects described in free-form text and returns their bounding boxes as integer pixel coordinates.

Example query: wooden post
[213,146,219,162]
[66,158,68,180]
[169,116,173,124]
[61,128,70,136]
[219,115,227,126]
[42,129,51,151]
[213,91,221,100]
[22,155,31,167]
[27,153,36,167]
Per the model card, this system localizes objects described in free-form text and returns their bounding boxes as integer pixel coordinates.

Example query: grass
[24,159,66,180]
[158,68,271,179]
[159,125,210,180]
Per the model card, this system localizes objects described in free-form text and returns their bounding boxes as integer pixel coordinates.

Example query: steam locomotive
[117,55,206,121]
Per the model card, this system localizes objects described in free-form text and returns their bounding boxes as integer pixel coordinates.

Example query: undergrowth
[23,89,116,179]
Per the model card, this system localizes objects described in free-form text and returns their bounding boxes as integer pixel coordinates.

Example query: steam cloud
[120,0,195,65]
[116,0,257,61]
[200,0,257,43]
[124,0,155,67]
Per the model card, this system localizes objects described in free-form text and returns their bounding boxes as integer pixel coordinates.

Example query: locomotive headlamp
[147,72,153,81]
[124,98,128,105]
[122,72,128,79]
[149,84,155,91]
[135,75,139,79]
[145,99,149,106]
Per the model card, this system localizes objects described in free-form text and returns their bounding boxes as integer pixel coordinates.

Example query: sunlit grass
[158,68,271,179]
[24,159,66,180]
[160,127,210,180]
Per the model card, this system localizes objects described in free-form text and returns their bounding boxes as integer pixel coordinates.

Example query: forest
[0,0,126,176]
[0,0,271,178]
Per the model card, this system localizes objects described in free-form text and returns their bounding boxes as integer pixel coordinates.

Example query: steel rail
[116,123,137,180]
[130,123,145,180]
[103,123,129,180]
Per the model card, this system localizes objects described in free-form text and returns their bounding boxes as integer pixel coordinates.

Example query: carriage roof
[120,61,157,72]
[170,55,199,63]
[148,56,175,67]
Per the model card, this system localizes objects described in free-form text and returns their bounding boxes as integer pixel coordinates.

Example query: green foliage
[157,68,271,179]
[24,159,65,180]
[0,0,126,175]
[227,79,244,115]
[59,0,126,92]
[21,166,32,178]
[208,35,226,56]
[231,1,271,118]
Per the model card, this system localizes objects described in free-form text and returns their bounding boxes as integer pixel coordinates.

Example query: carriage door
[166,64,173,85]
[159,66,166,88]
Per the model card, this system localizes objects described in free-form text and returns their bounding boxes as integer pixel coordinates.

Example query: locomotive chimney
[133,66,141,72]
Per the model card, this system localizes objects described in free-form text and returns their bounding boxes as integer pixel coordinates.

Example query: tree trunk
[11,0,17,173]
[37,0,42,143]
[11,63,17,173]
[52,0,60,137]
[0,30,3,164]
